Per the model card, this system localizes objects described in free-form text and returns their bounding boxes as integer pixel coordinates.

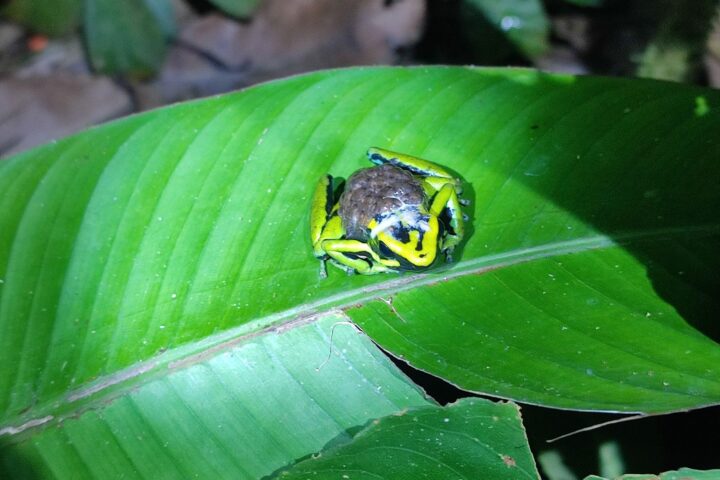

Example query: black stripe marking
[439,206,456,236]
[370,153,428,177]
[343,251,373,268]
[378,241,431,272]
[415,230,425,251]
[324,175,334,217]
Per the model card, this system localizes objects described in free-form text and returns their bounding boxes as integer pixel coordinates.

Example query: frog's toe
[459,199,470,206]
[445,250,455,263]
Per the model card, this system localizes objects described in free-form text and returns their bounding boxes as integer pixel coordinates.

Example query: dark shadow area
[634,235,720,342]
[523,404,720,478]
[0,440,41,480]
[388,353,476,406]
[484,72,720,343]
[416,0,526,66]
[416,0,718,86]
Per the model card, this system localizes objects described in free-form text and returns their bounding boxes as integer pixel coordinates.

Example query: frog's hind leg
[367,147,463,196]
[367,147,457,179]
[310,174,334,253]
[429,183,465,261]
[322,239,398,275]
[311,175,343,277]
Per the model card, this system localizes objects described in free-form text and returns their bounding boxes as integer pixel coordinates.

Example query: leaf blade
[83,0,167,75]
[350,242,720,412]
[0,67,718,426]
[0,315,432,479]
[276,397,539,480]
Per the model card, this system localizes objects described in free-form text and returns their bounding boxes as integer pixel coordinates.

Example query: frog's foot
[318,259,328,279]
[323,239,395,275]
[326,257,357,275]
[459,198,470,206]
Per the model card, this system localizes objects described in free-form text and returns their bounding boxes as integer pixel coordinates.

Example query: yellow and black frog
[310,147,467,277]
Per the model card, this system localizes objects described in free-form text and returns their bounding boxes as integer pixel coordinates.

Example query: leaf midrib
[2,224,717,436]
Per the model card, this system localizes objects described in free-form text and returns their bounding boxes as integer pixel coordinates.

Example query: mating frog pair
[310,147,467,276]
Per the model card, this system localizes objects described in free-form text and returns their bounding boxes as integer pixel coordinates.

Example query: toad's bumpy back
[339,164,424,241]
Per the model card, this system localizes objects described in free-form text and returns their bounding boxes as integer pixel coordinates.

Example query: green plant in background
[455,0,720,84]
[635,0,718,82]
[0,66,719,478]
[463,0,553,58]
[2,0,260,76]
[4,0,720,81]
[2,0,82,36]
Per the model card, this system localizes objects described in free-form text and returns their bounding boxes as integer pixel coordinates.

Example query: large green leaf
[0,314,433,478]
[349,241,720,412]
[276,397,538,480]
[83,0,167,75]
[0,68,718,443]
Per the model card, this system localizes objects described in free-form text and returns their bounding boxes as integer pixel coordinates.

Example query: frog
[310,147,466,277]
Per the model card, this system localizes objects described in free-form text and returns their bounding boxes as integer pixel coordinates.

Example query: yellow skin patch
[310,147,466,277]
[369,214,439,268]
